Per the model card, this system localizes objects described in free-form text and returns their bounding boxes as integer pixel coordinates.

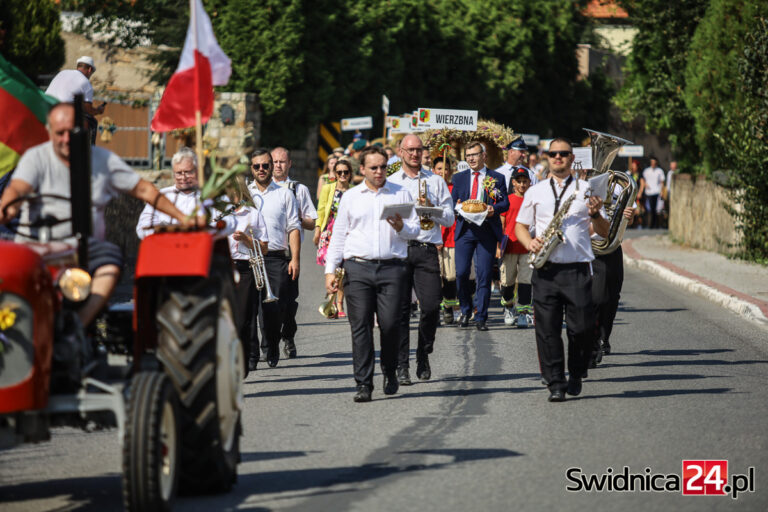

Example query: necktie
[470,171,479,200]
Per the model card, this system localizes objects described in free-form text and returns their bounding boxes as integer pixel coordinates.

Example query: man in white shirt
[515,137,609,403]
[0,103,191,328]
[642,156,665,228]
[45,56,106,143]
[388,134,454,384]
[495,137,538,190]
[136,147,236,239]
[325,146,420,402]
[248,148,301,369]
[271,146,318,359]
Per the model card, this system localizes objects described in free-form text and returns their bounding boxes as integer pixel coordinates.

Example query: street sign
[382,95,390,114]
[416,108,478,131]
[341,116,373,131]
[619,145,644,157]
[522,133,540,147]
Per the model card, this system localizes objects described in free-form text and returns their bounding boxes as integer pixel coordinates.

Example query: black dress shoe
[397,367,412,386]
[267,352,279,368]
[602,340,611,355]
[566,376,582,396]
[248,358,258,372]
[548,389,566,402]
[442,307,454,325]
[383,374,399,395]
[282,338,297,358]
[457,314,469,328]
[476,321,488,331]
[416,357,431,380]
[588,353,598,369]
[354,385,372,402]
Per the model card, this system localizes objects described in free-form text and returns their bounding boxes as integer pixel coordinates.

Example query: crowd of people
[0,90,649,405]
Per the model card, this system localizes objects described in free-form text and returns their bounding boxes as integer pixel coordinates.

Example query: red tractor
[0,103,242,510]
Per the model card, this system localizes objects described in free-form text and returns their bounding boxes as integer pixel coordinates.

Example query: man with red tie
[451,142,509,330]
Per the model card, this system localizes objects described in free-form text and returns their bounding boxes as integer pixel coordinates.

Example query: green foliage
[683,0,768,174]
[613,0,708,171]
[0,0,65,80]
[714,17,768,262]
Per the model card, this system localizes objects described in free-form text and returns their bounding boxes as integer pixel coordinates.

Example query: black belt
[347,257,405,265]
[408,240,436,248]
[234,259,251,270]
[539,261,590,271]
[265,249,289,258]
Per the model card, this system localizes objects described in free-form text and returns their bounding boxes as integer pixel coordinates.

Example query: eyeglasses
[547,150,572,158]
[336,170,351,176]
[465,151,483,159]
[402,147,423,154]
[366,165,388,171]
[252,163,270,170]
[174,170,196,177]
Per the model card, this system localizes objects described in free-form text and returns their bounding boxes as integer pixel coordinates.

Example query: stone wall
[204,92,261,163]
[669,174,741,255]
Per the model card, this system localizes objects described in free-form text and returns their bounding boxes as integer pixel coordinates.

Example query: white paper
[415,206,443,218]
[380,203,415,220]
[572,147,593,170]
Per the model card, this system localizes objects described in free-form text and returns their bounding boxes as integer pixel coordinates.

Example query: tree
[0,0,65,80]
[613,0,709,171]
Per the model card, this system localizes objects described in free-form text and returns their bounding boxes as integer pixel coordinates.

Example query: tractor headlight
[57,268,92,302]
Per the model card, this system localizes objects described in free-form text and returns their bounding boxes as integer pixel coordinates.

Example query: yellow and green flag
[0,53,58,178]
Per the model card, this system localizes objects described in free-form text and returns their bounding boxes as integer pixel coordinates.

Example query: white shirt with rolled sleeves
[387,168,454,245]
[516,177,596,264]
[642,166,665,195]
[45,70,94,103]
[275,177,318,243]
[324,181,420,274]
[495,162,538,189]
[227,206,268,260]
[135,186,236,239]
[248,181,300,251]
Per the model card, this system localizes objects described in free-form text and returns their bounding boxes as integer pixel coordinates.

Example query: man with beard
[271,146,318,358]
[247,148,300,370]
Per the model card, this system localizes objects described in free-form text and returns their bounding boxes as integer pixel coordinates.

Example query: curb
[622,240,768,328]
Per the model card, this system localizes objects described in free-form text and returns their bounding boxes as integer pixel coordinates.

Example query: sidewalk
[622,232,768,327]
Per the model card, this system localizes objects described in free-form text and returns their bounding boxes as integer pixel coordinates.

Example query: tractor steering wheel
[1,193,74,241]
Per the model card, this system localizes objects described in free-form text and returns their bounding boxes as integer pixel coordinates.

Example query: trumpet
[247,227,278,303]
[319,268,344,318]
[418,175,435,230]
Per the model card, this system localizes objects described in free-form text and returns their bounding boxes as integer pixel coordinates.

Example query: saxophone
[528,179,580,269]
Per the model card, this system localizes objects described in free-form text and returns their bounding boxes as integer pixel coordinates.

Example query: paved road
[2,240,767,511]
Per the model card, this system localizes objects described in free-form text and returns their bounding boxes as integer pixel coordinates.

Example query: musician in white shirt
[387,134,455,383]
[325,146,420,402]
[515,138,608,403]
[247,148,301,369]
[271,147,318,359]
[642,156,665,228]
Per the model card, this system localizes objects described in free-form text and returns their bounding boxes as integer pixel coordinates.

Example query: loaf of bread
[461,200,487,213]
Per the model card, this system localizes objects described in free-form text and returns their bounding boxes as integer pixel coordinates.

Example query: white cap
[76,56,96,70]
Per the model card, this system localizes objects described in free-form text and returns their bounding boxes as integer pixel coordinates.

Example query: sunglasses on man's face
[547,150,572,158]
[252,163,270,170]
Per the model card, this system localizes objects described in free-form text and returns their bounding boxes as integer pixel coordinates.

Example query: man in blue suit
[451,141,509,330]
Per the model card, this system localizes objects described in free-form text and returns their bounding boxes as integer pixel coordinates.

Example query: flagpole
[191,0,204,189]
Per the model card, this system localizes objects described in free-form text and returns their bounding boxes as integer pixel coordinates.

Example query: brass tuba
[583,128,638,255]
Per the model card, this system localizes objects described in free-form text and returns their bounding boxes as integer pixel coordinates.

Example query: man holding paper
[324,146,420,402]
[388,134,455,384]
[451,141,509,331]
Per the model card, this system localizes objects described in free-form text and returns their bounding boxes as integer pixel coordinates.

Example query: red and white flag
[151,0,231,132]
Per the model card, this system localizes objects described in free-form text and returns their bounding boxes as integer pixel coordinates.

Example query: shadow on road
[589,373,725,383]
[575,387,733,400]
[617,306,688,313]
[0,474,121,512]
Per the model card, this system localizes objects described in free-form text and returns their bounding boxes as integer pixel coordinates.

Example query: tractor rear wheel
[122,371,179,512]
[156,276,243,494]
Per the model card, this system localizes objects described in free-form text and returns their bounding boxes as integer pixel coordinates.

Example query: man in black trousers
[324,146,420,402]
[515,138,609,403]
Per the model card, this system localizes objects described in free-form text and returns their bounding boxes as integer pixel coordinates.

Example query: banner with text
[341,116,373,131]
[416,108,478,131]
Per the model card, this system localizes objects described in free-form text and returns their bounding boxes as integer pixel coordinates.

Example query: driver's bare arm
[0,179,34,223]
[130,178,187,224]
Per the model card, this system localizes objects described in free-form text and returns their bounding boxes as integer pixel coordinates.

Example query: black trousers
[645,194,660,228]
[591,246,624,344]
[398,244,442,368]
[233,260,257,366]
[281,276,300,342]
[255,254,290,362]
[532,262,595,392]
[344,259,407,389]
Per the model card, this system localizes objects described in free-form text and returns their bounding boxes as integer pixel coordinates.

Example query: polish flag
[151,0,231,132]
